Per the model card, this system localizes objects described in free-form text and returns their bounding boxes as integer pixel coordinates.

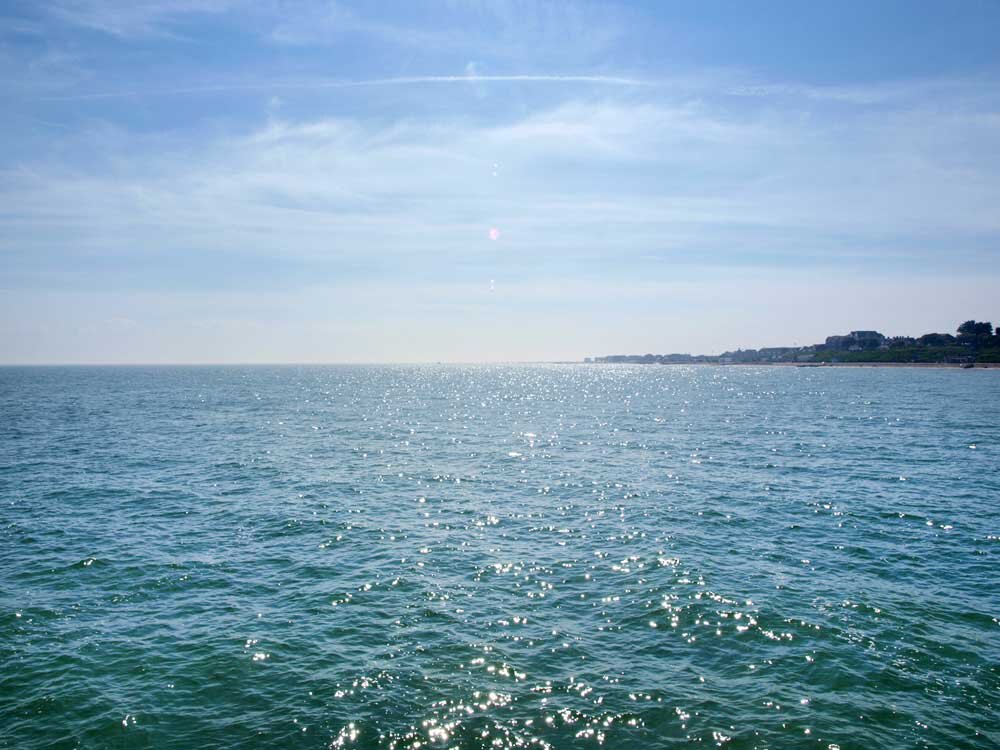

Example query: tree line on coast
[590,320,1000,365]
[809,320,999,364]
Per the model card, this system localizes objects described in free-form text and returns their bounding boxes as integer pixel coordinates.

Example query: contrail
[41,74,650,101]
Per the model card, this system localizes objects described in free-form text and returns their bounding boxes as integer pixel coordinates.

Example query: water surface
[1,365,997,749]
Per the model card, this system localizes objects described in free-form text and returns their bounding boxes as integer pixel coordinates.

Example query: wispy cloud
[727,77,1000,107]
[47,0,239,37]
[7,84,1000,282]
[38,73,650,101]
[43,0,626,64]
[268,0,624,60]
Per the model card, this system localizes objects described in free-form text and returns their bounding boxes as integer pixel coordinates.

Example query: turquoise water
[1,365,998,749]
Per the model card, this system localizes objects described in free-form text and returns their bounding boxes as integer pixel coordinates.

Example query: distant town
[587,320,1000,365]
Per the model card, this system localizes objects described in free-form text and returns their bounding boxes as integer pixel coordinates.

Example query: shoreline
[581,361,999,369]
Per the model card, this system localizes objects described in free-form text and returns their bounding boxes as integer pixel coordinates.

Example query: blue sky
[2,1,999,363]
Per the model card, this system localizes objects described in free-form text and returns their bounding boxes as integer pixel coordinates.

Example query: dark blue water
[1,365,998,749]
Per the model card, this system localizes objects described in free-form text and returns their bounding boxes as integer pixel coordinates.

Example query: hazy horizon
[3,1,1000,364]
[4,305,998,366]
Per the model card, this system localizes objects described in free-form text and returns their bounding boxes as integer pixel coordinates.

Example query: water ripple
[1,365,998,748]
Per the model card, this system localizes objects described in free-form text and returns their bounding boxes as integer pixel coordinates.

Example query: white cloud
[268,0,625,62]
[48,0,240,37]
[39,74,649,102]
[3,76,1000,361]
[8,83,1000,271]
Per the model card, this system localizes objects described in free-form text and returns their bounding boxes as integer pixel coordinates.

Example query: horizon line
[0,360,582,367]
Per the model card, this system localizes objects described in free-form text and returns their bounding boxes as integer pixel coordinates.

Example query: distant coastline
[586,319,1000,366]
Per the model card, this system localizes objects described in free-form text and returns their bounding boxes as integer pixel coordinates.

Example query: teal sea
[1,365,998,749]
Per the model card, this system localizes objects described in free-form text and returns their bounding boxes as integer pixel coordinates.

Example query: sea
[1,365,997,749]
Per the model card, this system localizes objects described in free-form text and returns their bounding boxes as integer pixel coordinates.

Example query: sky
[2,1,999,363]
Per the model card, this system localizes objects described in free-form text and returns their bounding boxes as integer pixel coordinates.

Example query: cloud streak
[46,0,239,37]
[39,73,650,101]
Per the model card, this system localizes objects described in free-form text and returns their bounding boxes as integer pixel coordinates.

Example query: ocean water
[1,365,998,750]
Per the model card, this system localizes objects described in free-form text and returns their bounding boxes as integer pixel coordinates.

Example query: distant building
[823,335,851,351]
[824,330,886,351]
[758,347,797,360]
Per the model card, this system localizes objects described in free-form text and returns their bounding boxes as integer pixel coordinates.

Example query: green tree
[918,333,954,346]
[958,320,993,336]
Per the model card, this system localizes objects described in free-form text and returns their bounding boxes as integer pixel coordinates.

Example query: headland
[587,319,1000,366]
